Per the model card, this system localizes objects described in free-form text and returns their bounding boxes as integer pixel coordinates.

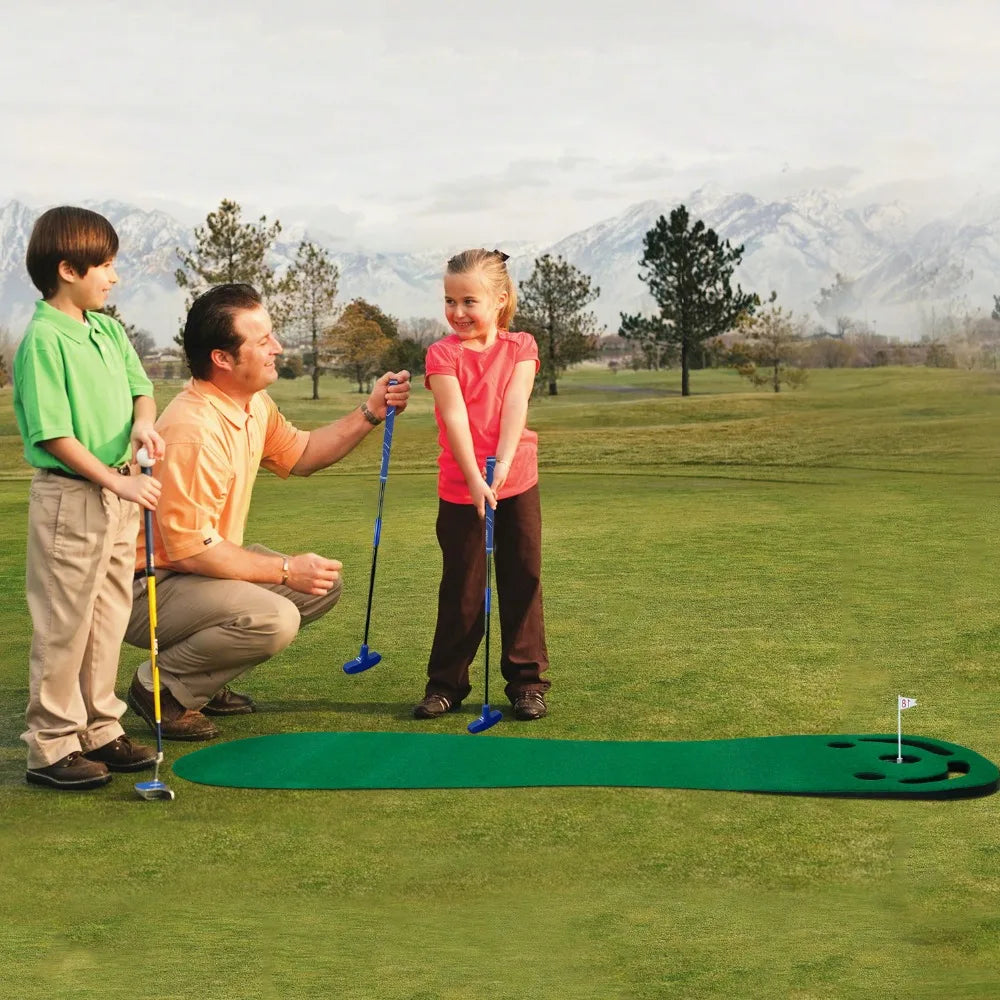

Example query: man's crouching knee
[246,596,302,660]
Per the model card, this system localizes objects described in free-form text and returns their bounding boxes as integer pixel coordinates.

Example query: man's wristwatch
[281,556,290,585]
[360,402,382,426]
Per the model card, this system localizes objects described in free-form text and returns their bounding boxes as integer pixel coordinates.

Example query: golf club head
[135,779,175,801]
[344,644,382,674]
[467,705,503,734]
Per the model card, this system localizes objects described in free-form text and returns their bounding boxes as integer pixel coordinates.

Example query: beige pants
[124,544,342,708]
[22,472,139,768]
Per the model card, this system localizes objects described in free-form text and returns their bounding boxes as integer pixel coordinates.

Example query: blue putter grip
[485,456,496,553]
[379,379,398,482]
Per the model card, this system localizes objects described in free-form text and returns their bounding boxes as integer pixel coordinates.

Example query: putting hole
[854,771,886,781]
[879,754,920,763]
[828,741,855,749]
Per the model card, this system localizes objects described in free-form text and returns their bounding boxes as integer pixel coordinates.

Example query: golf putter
[344,380,398,674]
[134,447,175,801]
[468,457,503,734]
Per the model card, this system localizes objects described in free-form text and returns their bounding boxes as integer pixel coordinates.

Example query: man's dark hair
[183,283,263,379]
[26,206,119,298]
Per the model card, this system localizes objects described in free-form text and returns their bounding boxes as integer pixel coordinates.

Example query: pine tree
[732,300,808,392]
[276,241,339,400]
[174,199,281,344]
[621,206,758,396]
[516,254,600,396]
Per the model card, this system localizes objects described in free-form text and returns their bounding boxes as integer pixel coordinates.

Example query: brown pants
[425,486,549,704]
[124,544,342,708]
[22,472,139,767]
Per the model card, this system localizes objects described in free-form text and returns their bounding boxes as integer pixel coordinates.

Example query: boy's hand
[131,422,165,464]
[470,476,497,520]
[113,472,161,511]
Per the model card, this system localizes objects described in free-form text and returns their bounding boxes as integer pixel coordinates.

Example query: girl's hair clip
[491,249,510,263]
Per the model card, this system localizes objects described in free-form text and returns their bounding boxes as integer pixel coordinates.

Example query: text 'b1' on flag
[898,696,918,710]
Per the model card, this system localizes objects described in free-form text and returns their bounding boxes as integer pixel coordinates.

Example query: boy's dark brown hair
[26,206,119,298]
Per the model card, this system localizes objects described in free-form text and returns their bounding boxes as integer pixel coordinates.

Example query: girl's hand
[470,476,497,520]
[490,458,511,495]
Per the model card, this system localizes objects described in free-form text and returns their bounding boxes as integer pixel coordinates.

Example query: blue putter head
[343,644,382,674]
[467,705,503,734]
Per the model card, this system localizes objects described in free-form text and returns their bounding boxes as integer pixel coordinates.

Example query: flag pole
[897,695,903,763]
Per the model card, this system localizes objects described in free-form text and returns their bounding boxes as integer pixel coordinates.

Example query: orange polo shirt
[137,378,309,572]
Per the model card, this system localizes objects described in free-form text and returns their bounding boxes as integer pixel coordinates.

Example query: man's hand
[286,553,342,596]
[366,371,411,419]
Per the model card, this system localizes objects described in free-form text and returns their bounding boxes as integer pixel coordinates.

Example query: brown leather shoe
[84,734,157,772]
[412,693,461,719]
[202,685,256,716]
[26,751,112,790]
[127,673,219,742]
[512,691,547,721]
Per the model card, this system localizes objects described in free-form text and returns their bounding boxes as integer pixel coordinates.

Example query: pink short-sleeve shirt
[424,330,540,504]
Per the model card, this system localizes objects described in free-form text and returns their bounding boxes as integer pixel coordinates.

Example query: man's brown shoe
[127,673,219,741]
[512,691,547,721]
[26,751,112,790]
[202,685,256,716]
[412,693,461,719]
[84,735,157,772]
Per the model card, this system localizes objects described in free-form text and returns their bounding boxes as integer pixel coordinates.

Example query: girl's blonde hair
[446,249,517,330]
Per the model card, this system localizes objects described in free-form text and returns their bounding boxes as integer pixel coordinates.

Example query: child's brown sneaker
[26,751,112,790]
[84,735,157,772]
[512,691,547,721]
[412,693,461,719]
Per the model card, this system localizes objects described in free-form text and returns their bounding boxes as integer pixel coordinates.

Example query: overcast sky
[2,0,998,249]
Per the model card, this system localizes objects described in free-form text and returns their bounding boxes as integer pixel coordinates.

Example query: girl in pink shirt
[414,249,550,721]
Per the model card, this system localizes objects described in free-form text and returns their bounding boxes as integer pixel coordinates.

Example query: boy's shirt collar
[32,299,103,343]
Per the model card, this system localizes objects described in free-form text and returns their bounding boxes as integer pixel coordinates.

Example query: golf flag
[898,696,917,710]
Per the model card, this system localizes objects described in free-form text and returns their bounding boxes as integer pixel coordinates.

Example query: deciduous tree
[325,301,390,393]
[100,304,156,360]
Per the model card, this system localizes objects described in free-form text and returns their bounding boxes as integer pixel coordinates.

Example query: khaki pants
[22,472,139,768]
[124,544,342,708]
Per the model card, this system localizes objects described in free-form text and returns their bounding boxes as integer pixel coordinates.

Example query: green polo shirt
[13,300,154,471]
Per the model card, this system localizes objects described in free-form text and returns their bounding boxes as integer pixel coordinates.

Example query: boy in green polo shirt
[13,206,165,790]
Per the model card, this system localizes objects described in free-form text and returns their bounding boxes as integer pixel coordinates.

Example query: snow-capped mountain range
[2,187,998,346]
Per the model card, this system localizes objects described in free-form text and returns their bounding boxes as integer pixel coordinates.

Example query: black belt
[46,464,131,480]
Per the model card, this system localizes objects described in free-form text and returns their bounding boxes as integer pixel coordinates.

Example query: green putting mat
[171,732,999,799]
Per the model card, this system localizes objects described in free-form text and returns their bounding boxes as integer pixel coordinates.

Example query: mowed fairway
[0,366,998,999]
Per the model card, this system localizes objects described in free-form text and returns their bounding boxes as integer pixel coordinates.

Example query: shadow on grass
[259,699,422,720]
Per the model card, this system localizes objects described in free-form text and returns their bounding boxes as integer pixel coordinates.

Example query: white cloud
[2,0,999,247]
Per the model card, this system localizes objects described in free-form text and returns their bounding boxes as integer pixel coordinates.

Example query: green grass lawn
[0,365,998,999]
